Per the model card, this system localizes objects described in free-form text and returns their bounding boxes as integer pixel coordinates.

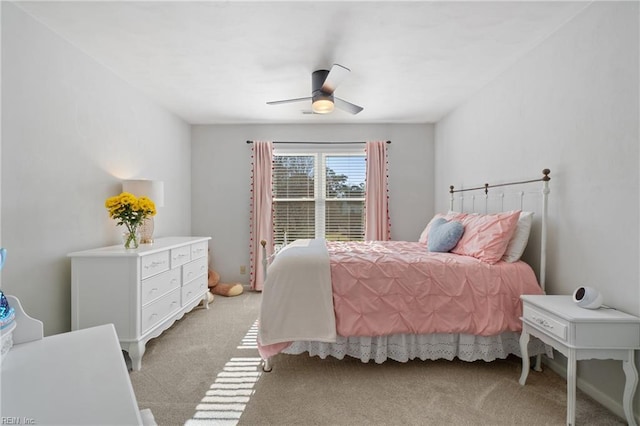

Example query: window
[272,150,366,247]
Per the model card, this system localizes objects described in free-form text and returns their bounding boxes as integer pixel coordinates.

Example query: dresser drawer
[141,268,180,306]
[191,241,208,260]
[182,275,207,306]
[141,288,181,333]
[183,256,208,284]
[141,251,170,279]
[171,245,191,268]
[523,305,568,342]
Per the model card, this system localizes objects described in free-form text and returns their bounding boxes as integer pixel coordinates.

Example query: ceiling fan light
[312,98,334,114]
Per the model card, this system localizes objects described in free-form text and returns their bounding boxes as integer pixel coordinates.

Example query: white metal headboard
[448,169,550,292]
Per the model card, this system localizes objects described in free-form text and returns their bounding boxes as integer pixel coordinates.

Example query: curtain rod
[246,140,391,145]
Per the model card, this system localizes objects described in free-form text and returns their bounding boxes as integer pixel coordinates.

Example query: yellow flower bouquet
[105,192,156,249]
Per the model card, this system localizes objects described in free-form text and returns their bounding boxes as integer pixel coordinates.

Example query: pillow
[427,218,465,252]
[451,210,521,264]
[418,212,467,244]
[502,211,534,263]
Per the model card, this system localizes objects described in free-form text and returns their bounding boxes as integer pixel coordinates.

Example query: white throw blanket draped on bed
[258,239,336,346]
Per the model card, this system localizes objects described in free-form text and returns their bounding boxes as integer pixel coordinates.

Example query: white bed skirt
[282,331,552,364]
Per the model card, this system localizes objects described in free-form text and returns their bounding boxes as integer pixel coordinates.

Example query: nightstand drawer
[523,305,568,341]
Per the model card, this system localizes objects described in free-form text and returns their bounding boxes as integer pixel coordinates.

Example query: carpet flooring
[129,290,626,426]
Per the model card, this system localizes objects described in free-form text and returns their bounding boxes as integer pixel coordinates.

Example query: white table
[519,295,640,426]
[1,321,143,425]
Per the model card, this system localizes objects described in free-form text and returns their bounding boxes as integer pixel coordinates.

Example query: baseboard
[543,356,637,423]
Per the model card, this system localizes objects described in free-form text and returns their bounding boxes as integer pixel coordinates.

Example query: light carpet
[129,290,625,426]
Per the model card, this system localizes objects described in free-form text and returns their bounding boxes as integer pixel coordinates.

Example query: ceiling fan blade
[321,64,350,94]
[266,97,311,105]
[334,97,363,115]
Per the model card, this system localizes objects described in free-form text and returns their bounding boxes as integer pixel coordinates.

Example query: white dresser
[69,236,211,371]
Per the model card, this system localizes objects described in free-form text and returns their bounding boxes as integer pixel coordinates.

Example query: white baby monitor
[572,286,603,309]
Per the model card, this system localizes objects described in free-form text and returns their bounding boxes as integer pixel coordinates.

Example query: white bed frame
[448,168,550,292]
[260,169,551,372]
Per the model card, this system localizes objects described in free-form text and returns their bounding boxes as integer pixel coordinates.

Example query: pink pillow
[451,210,521,264]
[419,212,467,244]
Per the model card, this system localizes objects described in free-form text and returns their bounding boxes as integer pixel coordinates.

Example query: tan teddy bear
[206,249,243,302]
[208,268,243,297]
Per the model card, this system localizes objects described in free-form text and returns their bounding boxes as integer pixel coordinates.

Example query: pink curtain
[364,141,391,241]
[249,141,274,291]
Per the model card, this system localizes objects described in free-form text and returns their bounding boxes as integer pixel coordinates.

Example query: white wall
[191,124,434,283]
[1,3,192,336]
[435,2,639,419]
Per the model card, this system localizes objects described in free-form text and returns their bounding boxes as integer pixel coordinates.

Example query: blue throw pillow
[427,218,465,252]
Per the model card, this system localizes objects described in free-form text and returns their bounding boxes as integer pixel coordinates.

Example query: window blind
[324,155,365,241]
[272,152,365,247]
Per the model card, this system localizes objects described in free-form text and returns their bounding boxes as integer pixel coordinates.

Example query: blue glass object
[0,249,14,329]
[0,291,14,329]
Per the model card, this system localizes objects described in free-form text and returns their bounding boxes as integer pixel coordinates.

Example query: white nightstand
[519,295,640,426]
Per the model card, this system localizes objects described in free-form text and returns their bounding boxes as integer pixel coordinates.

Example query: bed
[257,169,552,371]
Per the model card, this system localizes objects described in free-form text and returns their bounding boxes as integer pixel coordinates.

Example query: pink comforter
[327,240,543,337]
[258,239,543,359]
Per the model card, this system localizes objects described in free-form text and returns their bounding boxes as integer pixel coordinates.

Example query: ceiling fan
[267,64,364,115]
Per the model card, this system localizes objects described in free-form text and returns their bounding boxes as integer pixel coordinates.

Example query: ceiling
[15,1,590,125]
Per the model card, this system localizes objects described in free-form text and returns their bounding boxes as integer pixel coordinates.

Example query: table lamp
[122,179,164,244]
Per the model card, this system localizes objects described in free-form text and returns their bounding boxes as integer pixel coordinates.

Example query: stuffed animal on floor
[206,250,244,301]
[208,269,244,297]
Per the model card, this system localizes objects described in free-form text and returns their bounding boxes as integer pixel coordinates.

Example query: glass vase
[123,228,140,249]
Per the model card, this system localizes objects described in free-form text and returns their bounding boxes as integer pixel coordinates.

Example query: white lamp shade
[122,180,164,207]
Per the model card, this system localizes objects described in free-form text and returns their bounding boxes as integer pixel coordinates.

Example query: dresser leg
[127,341,146,371]
[567,349,576,426]
[203,292,210,310]
[622,350,638,426]
[519,330,530,385]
